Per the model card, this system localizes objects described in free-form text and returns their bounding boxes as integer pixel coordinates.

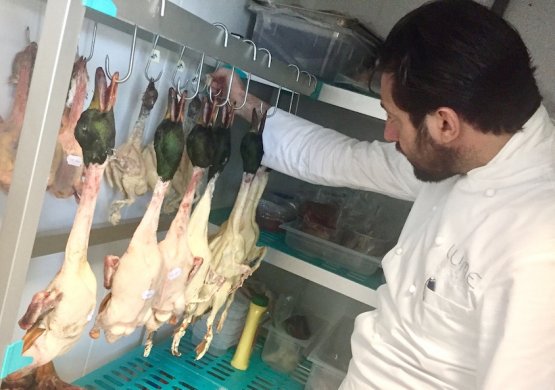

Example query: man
[211,0,555,388]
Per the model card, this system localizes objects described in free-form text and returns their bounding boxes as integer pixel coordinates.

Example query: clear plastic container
[305,317,355,390]
[249,4,380,85]
[281,221,381,276]
[256,192,297,232]
[261,313,325,373]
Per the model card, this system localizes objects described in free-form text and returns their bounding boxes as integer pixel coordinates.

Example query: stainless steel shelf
[251,74,386,120]
[318,83,386,120]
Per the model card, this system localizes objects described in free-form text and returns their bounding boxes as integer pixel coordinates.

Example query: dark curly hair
[376,0,541,134]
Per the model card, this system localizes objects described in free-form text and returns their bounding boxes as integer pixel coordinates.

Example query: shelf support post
[0,0,86,369]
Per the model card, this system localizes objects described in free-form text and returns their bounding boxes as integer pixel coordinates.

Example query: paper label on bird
[142,289,155,300]
[167,267,182,280]
[66,155,82,167]
[87,309,94,322]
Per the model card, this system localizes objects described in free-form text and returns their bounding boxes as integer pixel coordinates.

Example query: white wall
[169,0,253,37]
[504,0,555,118]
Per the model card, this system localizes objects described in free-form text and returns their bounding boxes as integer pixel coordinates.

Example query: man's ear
[426,107,461,144]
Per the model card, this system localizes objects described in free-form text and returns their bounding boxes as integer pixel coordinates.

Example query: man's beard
[403,122,462,182]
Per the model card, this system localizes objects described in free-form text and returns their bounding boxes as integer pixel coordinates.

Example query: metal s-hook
[258,48,272,68]
[213,22,229,47]
[85,23,97,62]
[266,86,282,117]
[144,34,162,82]
[300,70,312,86]
[287,64,301,113]
[288,64,301,82]
[210,66,235,107]
[243,39,257,61]
[171,45,187,89]
[309,73,317,86]
[105,25,138,83]
[183,52,205,101]
[233,39,257,110]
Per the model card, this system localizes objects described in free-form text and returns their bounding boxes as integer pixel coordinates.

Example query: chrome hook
[287,64,301,113]
[85,23,97,62]
[243,39,257,61]
[309,73,317,87]
[183,52,205,101]
[258,48,272,68]
[300,70,312,86]
[288,64,301,81]
[266,86,282,117]
[105,25,137,83]
[171,45,187,89]
[232,72,251,110]
[175,78,188,96]
[289,91,299,114]
[213,22,229,47]
[144,34,162,82]
[233,40,257,110]
[210,66,235,107]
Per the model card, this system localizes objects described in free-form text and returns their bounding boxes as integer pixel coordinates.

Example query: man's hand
[209,68,269,122]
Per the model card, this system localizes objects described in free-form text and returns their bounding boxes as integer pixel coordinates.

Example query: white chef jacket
[262,105,555,389]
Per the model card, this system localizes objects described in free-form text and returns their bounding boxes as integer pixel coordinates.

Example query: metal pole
[0,0,85,368]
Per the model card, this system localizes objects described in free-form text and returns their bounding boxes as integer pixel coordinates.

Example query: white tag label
[142,289,155,300]
[167,267,182,281]
[87,309,94,322]
[66,155,82,167]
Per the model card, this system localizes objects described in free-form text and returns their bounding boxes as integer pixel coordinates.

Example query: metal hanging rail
[85,0,317,97]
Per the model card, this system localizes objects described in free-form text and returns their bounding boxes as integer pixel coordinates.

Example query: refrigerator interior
[0,0,553,386]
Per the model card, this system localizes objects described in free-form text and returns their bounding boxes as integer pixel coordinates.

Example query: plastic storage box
[250,4,380,86]
[262,313,325,373]
[281,221,381,276]
[305,316,355,390]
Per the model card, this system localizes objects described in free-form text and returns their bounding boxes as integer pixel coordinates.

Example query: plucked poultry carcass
[0,41,37,192]
[105,80,158,224]
[5,67,118,385]
[90,88,185,343]
[143,168,203,357]
[47,57,89,199]
[192,109,269,359]
[169,98,227,356]
[146,99,231,356]
[145,99,214,355]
